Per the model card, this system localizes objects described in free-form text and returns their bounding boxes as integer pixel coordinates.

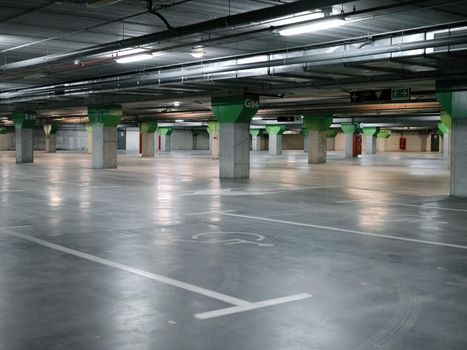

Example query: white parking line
[195,293,312,319]
[213,212,467,250]
[0,227,312,319]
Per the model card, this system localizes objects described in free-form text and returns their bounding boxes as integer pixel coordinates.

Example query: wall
[56,124,87,150]
[126,127,140,152]
[193,130,209,150]
[335,131,436,153]
[283,133,304,150]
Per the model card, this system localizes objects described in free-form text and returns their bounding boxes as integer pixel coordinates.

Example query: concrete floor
[0,150,466,350]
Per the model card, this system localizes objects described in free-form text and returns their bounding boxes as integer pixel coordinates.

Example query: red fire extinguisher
[399,137,406,151]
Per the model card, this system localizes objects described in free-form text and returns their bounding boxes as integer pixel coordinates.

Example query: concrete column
[160,135,171,152]
[139,121,157,157]
[86,123,93,154]
[44,124,57,153]
[0,128,8,150]
[326,130,338,152]
[212,94,259,179]
[16,128,33,163]
[141,133,155,157]
[303,115,332,164]
[207,121,220,159]
[443,132,450,159]
[266,125,286,156]
[268,134,282,155]
[303,131,309,153]
[450,118,467,196]
[365,136,377,154]
[45,134,56,153]
[158,127,172,152]
[210,133,220,159]
[220,123,250,178]
[308,130,327,164]
[252,135,261,151]
[250,129,262,151]
[344,134,353,158]
[341,123,357,158]
[92,124,117,169]
[13,111,36,163]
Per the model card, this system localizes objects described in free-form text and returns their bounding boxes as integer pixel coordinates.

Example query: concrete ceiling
[1,0,467,127]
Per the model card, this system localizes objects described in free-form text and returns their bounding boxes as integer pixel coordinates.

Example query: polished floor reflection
[0,150,466,350]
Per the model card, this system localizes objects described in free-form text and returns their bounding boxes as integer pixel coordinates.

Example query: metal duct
[0,0,356,71]
[2,33,466,103]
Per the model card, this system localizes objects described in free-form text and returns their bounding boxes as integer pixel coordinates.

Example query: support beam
[139,121,157,157]
[451,118,467,196]
[301,128,309,153]
[341,123,358,158]
[158,127,173,152]
[362,127,380,155]
[212,94,259,178]
[44,124,58,153]
[207,121,220,159]
[250,129,262,151]
[86,123,93,154]
[13,111,36,164]
[266,125,286,155]
[88,105,122,169]
[303,115,332,164]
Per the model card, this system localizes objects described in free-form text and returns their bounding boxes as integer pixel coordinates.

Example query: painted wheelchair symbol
[173,232,274,247]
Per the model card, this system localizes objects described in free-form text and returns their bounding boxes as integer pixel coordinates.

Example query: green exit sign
[391,88,411,101]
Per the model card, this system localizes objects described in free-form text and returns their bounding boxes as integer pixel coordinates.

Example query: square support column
[13,111,36,164]
[92,124,117,169]
[250,129,262,151]
[212,94,259,179]
[45,134,56,153]
[220,123,250,178]
[268,134,283,155]
[160,134,171,152]
[207,121,220,159]
[16,128,33,163]
[86,123,93,154]
[308,130,327,164]
[344,134,353,158]
[141,133,155,157]
[139,121,157,157]
[450,118,467,196]
[365,136,377,154]
[443,132,450,159]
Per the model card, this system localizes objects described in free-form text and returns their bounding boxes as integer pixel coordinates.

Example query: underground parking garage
[1,1,467,349]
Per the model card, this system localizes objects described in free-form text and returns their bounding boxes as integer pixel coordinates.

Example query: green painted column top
[0,127,6,134]
[158,127,173,136]
[44,124,58,136]
[326,129,338,138]
[303,115,332,131]
[211,94,259,123]
[88,105,122,126]
[440,111,452,129]
[341,122,358,134]
[377,130,391,139]
[13,111,36,129]
[436,90,467,118]
[265,125,286,135]
[362,127,380,137]
[207,120,220,135]
[301,128,309,136]
[140,121,157,133]
[85,123,93,133]
[250,129,262,137]
[438,121,449,135]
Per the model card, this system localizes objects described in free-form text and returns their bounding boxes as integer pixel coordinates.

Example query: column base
[220,123,250,178]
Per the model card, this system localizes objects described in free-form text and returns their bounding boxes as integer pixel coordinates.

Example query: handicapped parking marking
[172,232,274,247]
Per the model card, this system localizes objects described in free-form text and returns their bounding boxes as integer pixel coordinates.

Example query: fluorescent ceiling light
[279,18,346,36]
[273,11,324,26]
[191,47,205,59]
[174,101,181,107]
[175,119,184,123]
[115,53,153,64]
[252,117,263,121]
[110,48,147,58]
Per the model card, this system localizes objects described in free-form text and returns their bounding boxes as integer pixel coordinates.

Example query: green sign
[391,88,411,101]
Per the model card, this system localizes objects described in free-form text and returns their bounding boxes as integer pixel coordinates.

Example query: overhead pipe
[0,0,455,79]
[0,0,351,72]
[2,33,467,102]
